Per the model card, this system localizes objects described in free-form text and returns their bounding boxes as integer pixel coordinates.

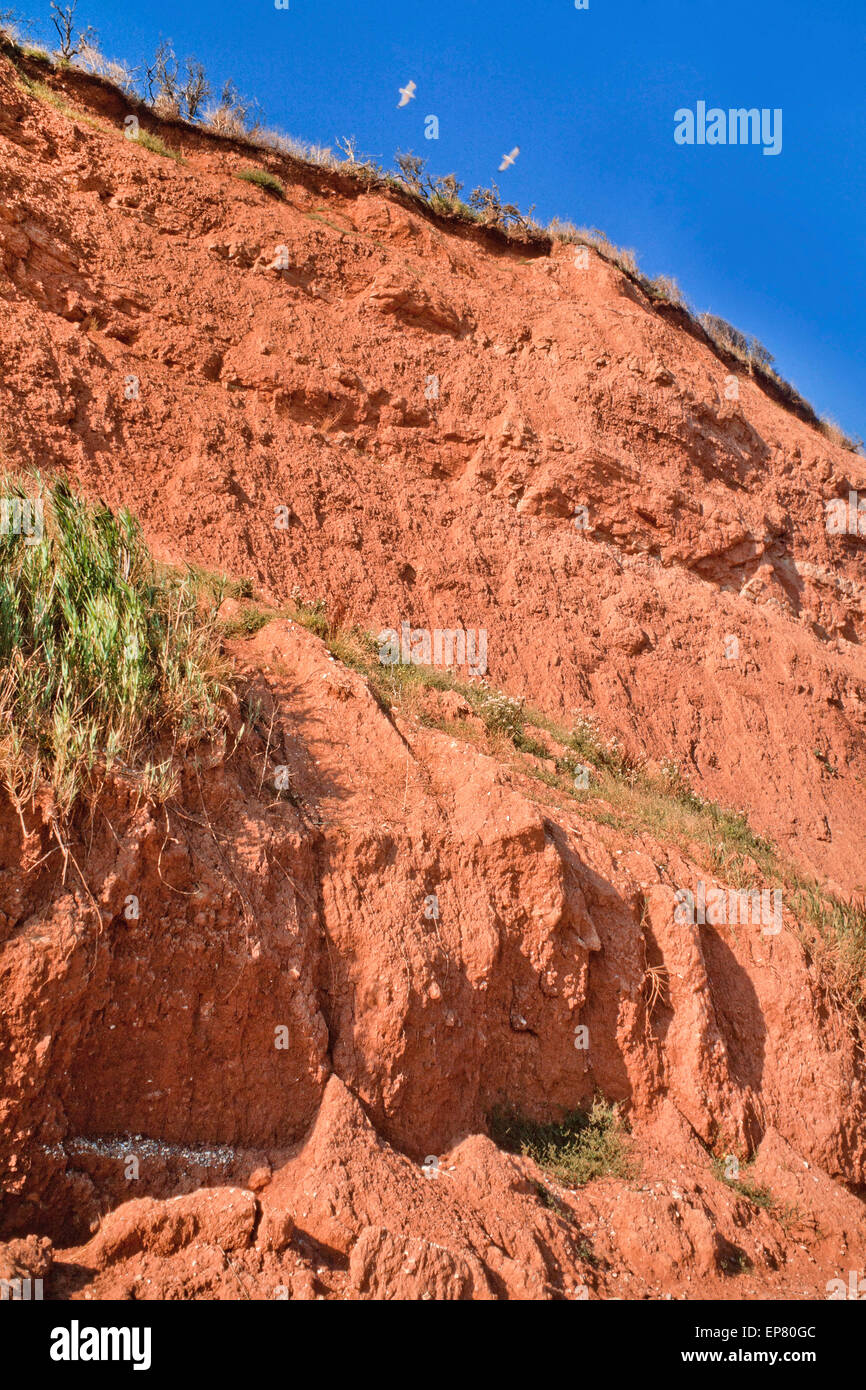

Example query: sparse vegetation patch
[136,128,183,161]
[490,1098,633,1186]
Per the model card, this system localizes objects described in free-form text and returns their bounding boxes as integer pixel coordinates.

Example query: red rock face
[0,50,865,1301]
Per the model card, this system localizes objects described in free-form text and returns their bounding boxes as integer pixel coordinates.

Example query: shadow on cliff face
[0,621,859,1264]
[699,922,768,1150]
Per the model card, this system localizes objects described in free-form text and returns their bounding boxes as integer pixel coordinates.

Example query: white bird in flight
[398,80,416,108]
[499,146,520,171]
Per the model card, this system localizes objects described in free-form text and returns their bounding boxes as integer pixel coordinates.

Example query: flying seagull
[398,80,417,108]
[499,147,520,171]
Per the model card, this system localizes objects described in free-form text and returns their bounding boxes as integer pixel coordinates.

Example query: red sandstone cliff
[1,47,865,1301]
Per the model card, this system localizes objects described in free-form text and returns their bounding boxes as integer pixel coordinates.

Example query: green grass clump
[429,192,478,222]
[513,730,550,759]
[0,475,227,811]
[563,711,627,775]
[16,69,75,116]
[736,1180,776,1211]
[235,167,286,198]
[220,606,270,639]
[290,592,330,638]
[490,1097,632,1186]
[136,129,184,162]
[185,566,256,605]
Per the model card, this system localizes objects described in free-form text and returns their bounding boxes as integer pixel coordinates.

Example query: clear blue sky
[23,0,865,442]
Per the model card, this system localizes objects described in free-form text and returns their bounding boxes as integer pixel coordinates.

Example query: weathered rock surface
[1,50,865,1301]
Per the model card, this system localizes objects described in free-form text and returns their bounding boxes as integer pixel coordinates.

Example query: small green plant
[513,730,550,759]
[659,756,707,809]
[221,606,269,639]
[140,756,179,802]
[490,1097,633,1186]
[183,565,254,606]
[235,167,285,198]
[468,181,527,231]
[740,1181,775,1210]
[567,711,625,774]
[788,879,866,1020]
[226,575,255,600]
[813,747,839,777]
[136,128,183,162]
[425,173,478,221]
[430,194,477,221]
[290,591,329,638]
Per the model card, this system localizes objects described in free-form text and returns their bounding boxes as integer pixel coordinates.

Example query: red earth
[1,47,865,1300]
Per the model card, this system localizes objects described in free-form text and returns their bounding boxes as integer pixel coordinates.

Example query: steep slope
[1,49,865,1301]
[1,52,864,893]
[2,615,865,1299]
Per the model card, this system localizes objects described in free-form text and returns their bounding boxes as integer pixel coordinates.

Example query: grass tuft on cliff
[234,167,286,198]
[135,128,184,162]
[0,475,227,810]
